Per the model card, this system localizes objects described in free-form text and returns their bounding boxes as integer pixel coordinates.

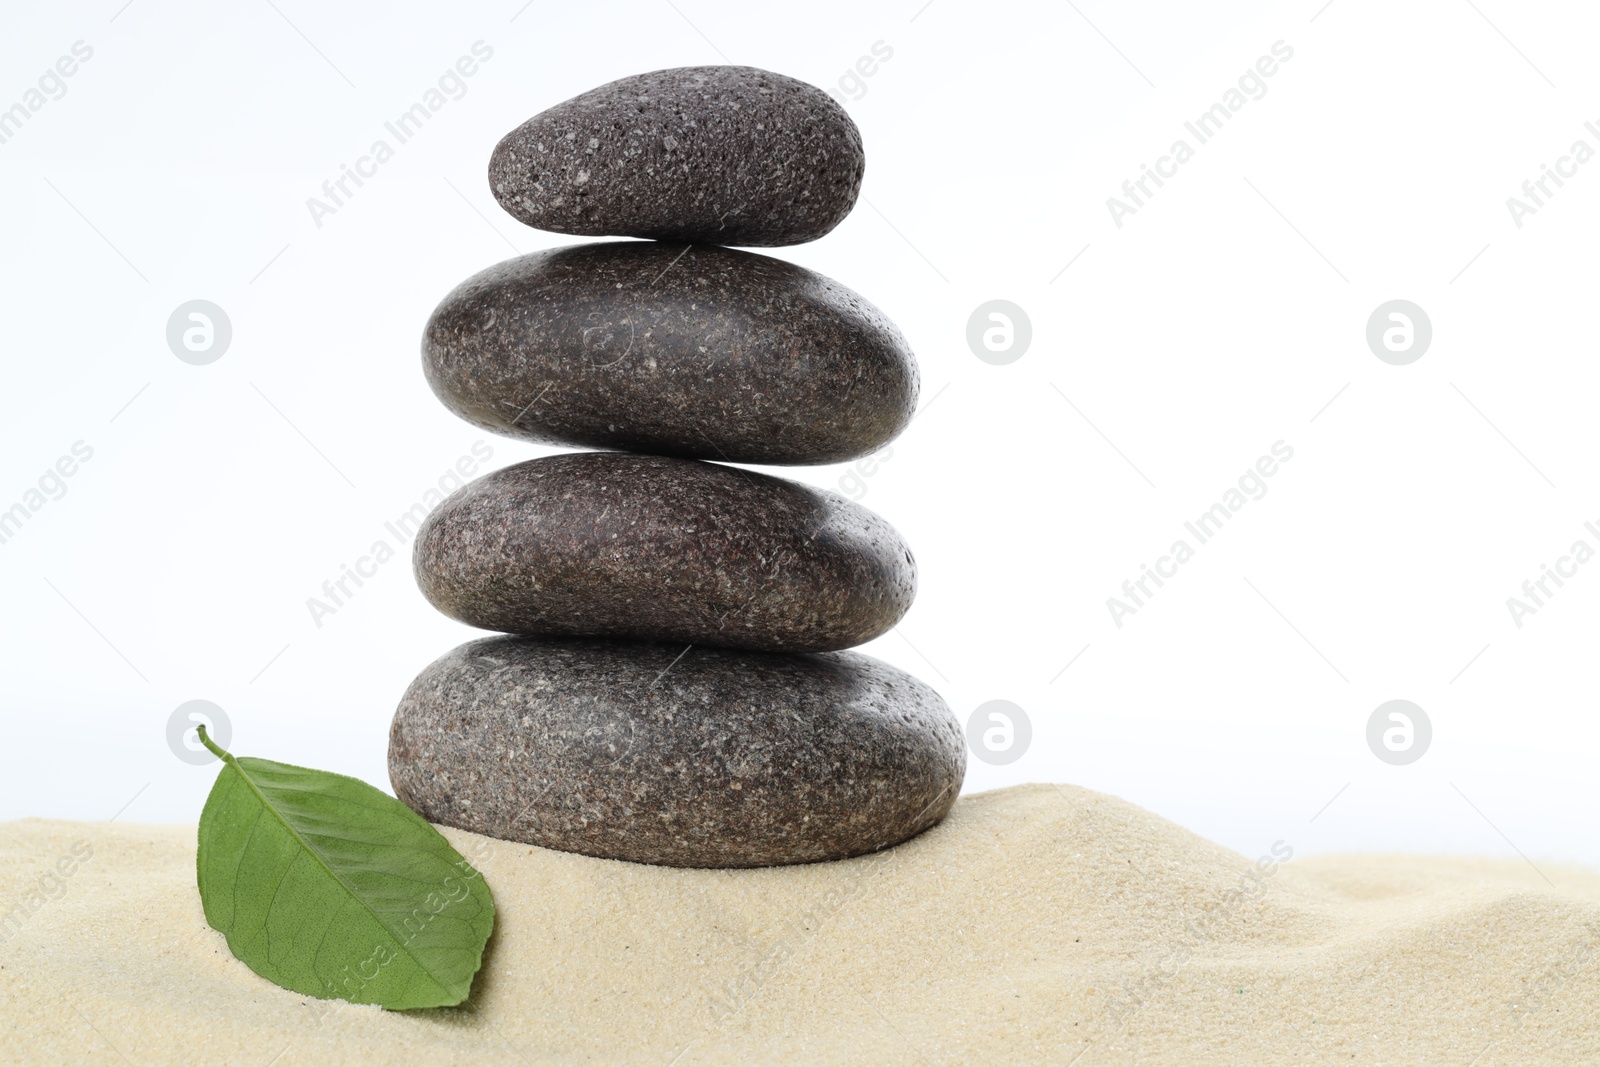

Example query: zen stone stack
[389,65,964,868]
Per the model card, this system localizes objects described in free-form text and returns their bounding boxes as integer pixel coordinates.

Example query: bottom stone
[389,636,965,868]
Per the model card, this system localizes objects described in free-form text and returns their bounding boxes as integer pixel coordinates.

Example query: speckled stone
[389,635,964,867]
[414,452,915,653]
[422,241,919,466]
[488,66,864,246]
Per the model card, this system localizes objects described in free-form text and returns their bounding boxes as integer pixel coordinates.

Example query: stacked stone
[388,66,964,869]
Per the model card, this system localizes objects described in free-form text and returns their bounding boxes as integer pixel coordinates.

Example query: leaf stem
[196,723,233,763]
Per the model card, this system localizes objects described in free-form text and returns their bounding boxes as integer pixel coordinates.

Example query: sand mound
[4,784,1599,1064]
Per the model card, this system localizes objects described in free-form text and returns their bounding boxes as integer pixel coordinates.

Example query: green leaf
[194,726,495,1010]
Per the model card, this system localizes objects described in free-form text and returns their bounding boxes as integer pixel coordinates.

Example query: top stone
[488,66,865,246]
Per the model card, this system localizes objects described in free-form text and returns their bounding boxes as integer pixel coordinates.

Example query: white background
[2,0,1596,872]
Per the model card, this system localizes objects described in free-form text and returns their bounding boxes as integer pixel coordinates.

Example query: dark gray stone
[488,66,864,246]
[413,452,915,653]
[389,635,964,868]
[422,241,919,466]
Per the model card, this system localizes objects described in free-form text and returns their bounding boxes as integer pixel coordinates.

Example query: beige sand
[3,784,1599,1065]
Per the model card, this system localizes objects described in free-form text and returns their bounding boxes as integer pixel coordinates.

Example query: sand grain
[3,784,1597,1065]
